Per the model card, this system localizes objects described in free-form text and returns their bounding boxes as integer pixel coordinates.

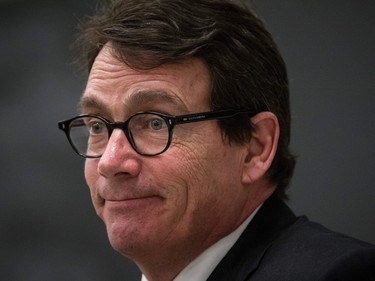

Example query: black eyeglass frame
[58,109,257,158]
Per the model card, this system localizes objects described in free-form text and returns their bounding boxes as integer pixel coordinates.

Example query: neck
[135,240,205,281]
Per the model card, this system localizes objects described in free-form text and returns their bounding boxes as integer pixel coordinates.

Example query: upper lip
[97,181,164,202]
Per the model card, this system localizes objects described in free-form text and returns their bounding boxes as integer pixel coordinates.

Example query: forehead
[80,45,211,116]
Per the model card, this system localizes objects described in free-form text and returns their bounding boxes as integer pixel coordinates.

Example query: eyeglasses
[58,109,256,158]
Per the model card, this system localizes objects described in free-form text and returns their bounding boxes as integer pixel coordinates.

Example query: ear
[241,112,279,184]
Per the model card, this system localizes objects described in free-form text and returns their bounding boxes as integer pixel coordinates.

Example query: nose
[97,129,141,178]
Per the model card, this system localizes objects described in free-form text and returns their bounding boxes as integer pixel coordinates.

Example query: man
[58,0,375,280]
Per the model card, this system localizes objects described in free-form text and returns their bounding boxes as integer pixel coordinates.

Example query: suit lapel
[207,194,297,281]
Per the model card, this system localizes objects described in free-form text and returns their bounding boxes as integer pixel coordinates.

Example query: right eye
[87,120,106,135]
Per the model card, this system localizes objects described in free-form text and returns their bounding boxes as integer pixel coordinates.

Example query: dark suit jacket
[207,194,375,281]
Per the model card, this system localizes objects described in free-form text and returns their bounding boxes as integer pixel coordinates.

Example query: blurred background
[1,0,374,280]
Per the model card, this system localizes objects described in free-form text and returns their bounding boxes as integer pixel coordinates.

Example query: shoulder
[208,195,375,281]
[253,216,375,280]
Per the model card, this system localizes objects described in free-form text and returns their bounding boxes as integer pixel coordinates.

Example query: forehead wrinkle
[124,89,189,113]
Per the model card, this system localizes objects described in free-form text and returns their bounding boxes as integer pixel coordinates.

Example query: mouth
[104,195,163,209]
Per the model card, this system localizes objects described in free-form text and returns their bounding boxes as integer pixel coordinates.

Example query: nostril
[97,160,108,178]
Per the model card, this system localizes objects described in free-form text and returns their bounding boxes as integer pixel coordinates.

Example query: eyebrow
[78,89,188,115]
[77,96,108,114]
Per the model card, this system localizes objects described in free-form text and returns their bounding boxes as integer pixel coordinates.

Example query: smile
[104,196,163,209]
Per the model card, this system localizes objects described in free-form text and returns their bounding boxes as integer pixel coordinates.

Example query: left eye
[149,118,164,130]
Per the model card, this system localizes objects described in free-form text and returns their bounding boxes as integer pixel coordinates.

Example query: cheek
[84,159,103,212]
[169,131,244,204]
[166,142,208,181]
[158,144,241,241]
[163,141,221,207]
[84,159,98,187]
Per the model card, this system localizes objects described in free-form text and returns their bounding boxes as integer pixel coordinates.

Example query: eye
[88,120,106,135]
[129,113,168,133]
[149,118,164,130]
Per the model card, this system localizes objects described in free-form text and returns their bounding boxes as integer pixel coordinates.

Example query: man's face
[83,45,251,261]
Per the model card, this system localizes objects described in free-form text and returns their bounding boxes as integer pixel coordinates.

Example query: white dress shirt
[141,205,261,281]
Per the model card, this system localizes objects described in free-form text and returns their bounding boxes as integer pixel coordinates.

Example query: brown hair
[75,0,296,198]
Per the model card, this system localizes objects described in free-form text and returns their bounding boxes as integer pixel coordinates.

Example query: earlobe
[242,112,280,184]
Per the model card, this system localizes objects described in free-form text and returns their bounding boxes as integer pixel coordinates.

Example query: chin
[104,218,152,257]
[106,221,136,255]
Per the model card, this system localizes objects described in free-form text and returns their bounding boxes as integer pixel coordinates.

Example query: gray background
[1,0,374,280]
